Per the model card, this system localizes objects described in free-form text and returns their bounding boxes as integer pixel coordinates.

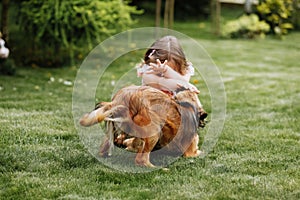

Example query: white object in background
[0,38,9,58]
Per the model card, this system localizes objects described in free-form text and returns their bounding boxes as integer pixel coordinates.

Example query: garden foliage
[222,14,270,39]
[256,0,294,35]
[0,58,16,75]
[18,0,142,67]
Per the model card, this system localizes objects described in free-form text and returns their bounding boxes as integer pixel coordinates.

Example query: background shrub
[17,0,142,67]
[222,14,270,39]
[0,58,16,75]
[256,0,294,36]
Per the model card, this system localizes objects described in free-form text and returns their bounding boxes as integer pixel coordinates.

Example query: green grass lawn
[1,19,300,199]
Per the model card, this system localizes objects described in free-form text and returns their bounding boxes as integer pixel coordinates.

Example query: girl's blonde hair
[143,36,188,75]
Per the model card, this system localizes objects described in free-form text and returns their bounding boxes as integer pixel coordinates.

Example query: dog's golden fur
[80,85,207,167]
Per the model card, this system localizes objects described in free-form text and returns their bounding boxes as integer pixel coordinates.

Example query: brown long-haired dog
[80,85,207,167]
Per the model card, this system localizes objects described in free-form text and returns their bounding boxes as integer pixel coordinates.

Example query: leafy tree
[18,0,142,67]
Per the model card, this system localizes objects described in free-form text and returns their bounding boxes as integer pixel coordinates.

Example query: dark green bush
[17,0,142,67]
[0,58,16,75]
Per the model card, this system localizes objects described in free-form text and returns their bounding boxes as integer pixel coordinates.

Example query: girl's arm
[139,59,199,93]
[142,73,199,93]
[162,65,191,82]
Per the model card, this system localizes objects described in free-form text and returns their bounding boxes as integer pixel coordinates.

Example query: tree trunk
[164,0,175,29]
[164,0,170,28]
[1,0,10,42]
[244,0,252,14]
[156,0,161,27]
[211,0,220,35]
[169,0,175,29]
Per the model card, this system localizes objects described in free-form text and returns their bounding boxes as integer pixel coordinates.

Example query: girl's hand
[146,59,168,75]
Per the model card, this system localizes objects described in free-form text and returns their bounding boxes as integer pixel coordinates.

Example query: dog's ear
[94,102,102,110]
[199,110,207,120]
[198,109,208,128]
[175,85,188,94]
[95,102,109,110]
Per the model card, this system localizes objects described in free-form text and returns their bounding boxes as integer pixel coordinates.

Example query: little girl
[137,35,200,96]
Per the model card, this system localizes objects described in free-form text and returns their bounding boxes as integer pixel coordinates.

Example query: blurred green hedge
[12,0,142,67]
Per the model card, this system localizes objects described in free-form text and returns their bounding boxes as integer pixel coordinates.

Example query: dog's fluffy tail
[79,102,112,126]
